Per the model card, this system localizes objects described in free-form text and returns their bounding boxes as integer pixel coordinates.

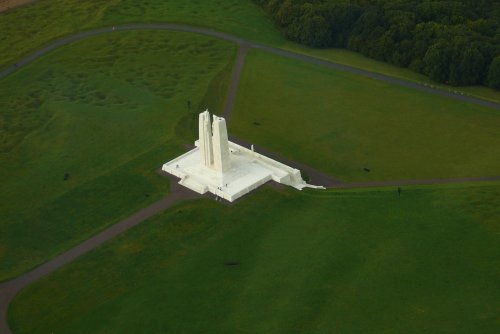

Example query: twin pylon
[198,110,231,172]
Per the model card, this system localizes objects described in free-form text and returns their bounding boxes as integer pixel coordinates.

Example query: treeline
[253,0,500,89]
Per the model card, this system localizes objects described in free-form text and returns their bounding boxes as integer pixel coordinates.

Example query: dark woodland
[254,0,500,88]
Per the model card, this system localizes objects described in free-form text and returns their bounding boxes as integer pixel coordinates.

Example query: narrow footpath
[1,23,499,110]
[223,45,249,122]
[0,175,201,334]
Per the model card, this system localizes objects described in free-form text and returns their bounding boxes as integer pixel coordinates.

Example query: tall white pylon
[212,115,231,172]
[198,110,231,173]
[198,110,214,167]
[162,110,324,202]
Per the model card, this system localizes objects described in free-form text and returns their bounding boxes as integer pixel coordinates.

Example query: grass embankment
[8,183,500,333]
[287,46,500,104]
[0,0,282,69]
[0,30,236,281]
[231,50,500,182]
[0,0,498,103]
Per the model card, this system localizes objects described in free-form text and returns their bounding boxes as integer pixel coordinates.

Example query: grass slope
[0,30,236,281]
[288,46,500,103]
[231,50,500,182]
[8,184,500,333]
[0,0,498,103]
[0,0,281,69]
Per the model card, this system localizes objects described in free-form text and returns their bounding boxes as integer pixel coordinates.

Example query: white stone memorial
[162,110,324,202]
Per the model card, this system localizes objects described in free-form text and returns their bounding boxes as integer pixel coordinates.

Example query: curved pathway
[218,43,500,188]
[223,45,249,122]
[1,22,500,334]
[1,23,499,110]
[229,137,500,188]
[0,174,202,334]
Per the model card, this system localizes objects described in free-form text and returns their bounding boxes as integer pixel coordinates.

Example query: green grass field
[0,30,236,281]
[287,46,500,103]
[1,0,498,103]
[8,183,500,333]
[0,0,282,69]
[2,2,499,333]
[231,50,500,182]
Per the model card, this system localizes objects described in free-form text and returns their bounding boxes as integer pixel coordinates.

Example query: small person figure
[176,164,179,169]
[187,100,191,109]
[398,187,401,196]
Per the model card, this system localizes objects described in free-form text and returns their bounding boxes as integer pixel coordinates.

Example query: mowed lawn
[231,50,500,182]
[0,30,236,281]
[8,184,500,334]
[0,0,282,69]
[1,0,498,103]
[286,46,500,103]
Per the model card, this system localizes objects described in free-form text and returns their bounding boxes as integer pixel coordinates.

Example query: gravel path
[223,45,249,122]
[1,23,499,109]
[0,175,202,334]
[231,136,500,189]
[230,136,343,187]
[337,176,500,189]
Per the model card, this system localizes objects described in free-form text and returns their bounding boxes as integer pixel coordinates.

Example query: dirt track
[0,0,35,12]
[0,174,202,334]
[228,140,500,189]
[1,23,499,109]
[223,45,249,121]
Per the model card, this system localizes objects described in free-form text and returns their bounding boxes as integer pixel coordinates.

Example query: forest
[253,0,500,88]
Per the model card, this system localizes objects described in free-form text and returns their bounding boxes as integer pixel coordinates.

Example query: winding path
[1,22,500,334]
[0,175,202,334]
[1,23,499,109]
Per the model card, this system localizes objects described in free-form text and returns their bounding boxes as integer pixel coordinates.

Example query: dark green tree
[488,56,500,89]
[459,47,486,85]
[254,0,500,87]
[424,42,452,83]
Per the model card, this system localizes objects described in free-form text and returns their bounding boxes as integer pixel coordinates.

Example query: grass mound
[0,0,280,69]
[1,0,498,102]
[0,30,236,281]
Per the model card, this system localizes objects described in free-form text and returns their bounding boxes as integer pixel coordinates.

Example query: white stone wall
[161,111,324,202]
